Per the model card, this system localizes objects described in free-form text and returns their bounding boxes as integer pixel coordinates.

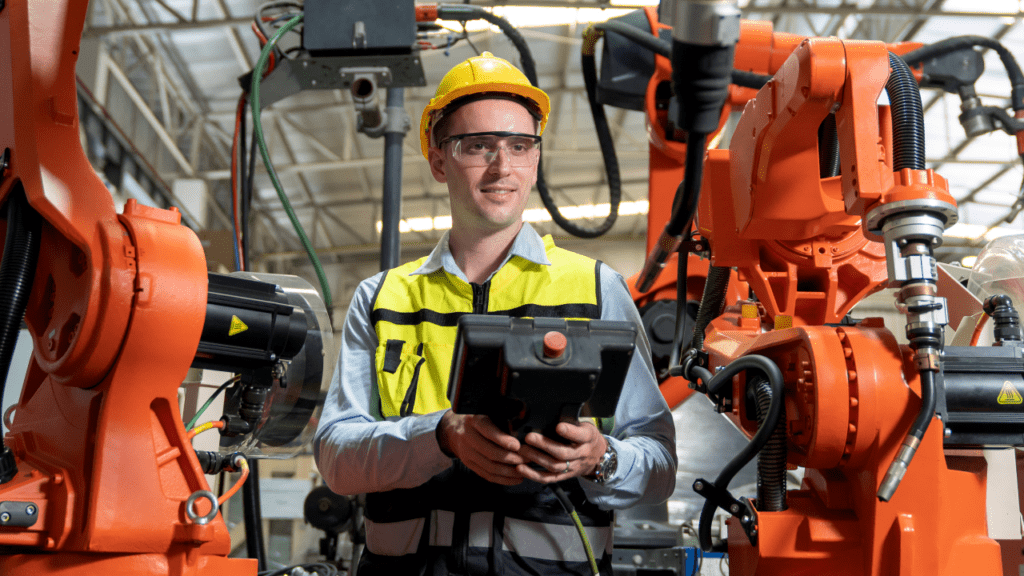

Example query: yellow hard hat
[419,51,550,159]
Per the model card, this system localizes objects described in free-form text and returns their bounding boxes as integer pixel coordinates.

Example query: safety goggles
[439,131,542,167]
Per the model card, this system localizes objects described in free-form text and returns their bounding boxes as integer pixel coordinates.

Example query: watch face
[603,449,617,478]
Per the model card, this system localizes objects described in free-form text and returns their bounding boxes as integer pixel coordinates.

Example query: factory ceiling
[77,0,1024,317]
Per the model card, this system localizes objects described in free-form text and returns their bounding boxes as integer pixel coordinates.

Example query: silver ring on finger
[564,460,571,474]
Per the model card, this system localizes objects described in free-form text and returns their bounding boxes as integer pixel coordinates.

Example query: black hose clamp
[693,478,759,546]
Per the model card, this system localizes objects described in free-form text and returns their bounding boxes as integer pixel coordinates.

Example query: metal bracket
[0,501,38,528]
[0,148,10,184]
[340,66,392,87]
[693,478,759,546]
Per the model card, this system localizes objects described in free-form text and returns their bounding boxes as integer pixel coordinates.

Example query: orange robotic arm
[0,2,252,574]
[0,2,329,574]
[676,33,1001,576]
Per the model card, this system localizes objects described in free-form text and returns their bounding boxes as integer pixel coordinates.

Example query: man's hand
[436,411,527,485]
[516,421,608,484]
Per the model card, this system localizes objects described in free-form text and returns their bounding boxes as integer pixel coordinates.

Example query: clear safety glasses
[440,131,542,167]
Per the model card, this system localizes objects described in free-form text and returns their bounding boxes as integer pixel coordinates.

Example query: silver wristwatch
[587,443,617,484]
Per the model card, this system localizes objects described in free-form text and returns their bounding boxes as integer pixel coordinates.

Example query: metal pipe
[380,88,408,272]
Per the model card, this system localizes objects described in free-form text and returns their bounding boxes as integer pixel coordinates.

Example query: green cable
[186,376,239,431]
[569,508,600,575]
[250,13,333,310]
[551,484,600,575]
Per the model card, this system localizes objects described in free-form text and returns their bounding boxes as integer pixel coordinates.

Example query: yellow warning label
[997,380,1023,405]
[228,315,248,337]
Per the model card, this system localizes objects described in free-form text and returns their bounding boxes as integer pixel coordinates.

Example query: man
[314,52,676,575]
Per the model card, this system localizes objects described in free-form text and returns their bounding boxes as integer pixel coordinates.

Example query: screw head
[25,505,35,515]
[729,503,740,514]
[1,512,10,522]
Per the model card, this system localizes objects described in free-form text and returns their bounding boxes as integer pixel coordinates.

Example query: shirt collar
[410,222,551,282]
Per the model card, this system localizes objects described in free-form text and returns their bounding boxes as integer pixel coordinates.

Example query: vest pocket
[375,340,426,418]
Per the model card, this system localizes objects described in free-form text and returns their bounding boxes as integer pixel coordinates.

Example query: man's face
[428,99,539,234]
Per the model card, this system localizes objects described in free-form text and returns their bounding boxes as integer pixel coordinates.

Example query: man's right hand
[437,411,526,485]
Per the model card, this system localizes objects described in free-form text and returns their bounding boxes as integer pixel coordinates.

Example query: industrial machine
[580,1,1024,574]
[0,1,332,575]
[6,0,1024,574]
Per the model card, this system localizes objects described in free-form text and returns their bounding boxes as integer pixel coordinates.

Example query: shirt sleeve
[313,272,454,496]
[579,263,678,509]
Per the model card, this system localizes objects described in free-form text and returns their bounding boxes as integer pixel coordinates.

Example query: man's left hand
[516,421,607,484]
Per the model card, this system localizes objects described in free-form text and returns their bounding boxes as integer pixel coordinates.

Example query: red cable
[970,313,989,346]
[251,22,276,74]
[231,94,246,270]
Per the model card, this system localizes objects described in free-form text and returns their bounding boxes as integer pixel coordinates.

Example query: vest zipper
[399,343,425,417]
[471,281,490,314]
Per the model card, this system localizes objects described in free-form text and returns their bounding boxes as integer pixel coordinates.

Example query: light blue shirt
[314,223,677,509]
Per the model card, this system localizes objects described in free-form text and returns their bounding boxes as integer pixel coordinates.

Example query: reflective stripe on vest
[364,510,613,562]
[370,234,601,419]
[363,235,612,573]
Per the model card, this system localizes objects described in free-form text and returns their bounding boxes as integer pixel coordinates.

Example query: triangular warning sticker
[997,381,1023,405]
[228,315,248,337]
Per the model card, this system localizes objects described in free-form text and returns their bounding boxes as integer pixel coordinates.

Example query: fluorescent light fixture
[944,223,987,239]
[961,255,978,268]
[376,200,650,234]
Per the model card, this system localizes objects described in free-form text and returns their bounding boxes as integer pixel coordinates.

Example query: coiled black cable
[818,114,841,178]
[754,376,787,513]
[694,354,784,551]
[886,52,925,171]
[688,265,731,354]
[0,185,41,483]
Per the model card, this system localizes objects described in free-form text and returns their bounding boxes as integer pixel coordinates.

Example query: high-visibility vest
[362,234,614,575]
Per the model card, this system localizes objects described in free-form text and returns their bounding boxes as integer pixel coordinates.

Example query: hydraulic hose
[901,36,1024,112]
[754,376,787,512]
[435,5,620,238]
[587,19,772,91]
[635,133,708,293]
[886,52,925,171]
[243,458,268,570]
[595,19,670,59]
[0,185,42,484]
[667,225,691,370]
[688,264,731,354]
[875,51,941,501]
[695,354,784,551]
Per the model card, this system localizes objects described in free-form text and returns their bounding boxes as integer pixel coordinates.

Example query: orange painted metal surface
[632,11,996,572]
[703,312,1000,575]
[698,38,896,326]
[634,20,924,408]
[686,34,993,576]
[0,1,253,573]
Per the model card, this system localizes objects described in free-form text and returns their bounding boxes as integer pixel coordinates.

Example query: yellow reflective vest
[360,234,615,575]
[369,234,602,419]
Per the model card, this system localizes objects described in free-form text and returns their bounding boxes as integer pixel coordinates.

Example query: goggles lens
[443,131,541,167]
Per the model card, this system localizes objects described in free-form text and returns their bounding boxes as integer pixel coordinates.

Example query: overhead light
[984,226,1023,241]
[961,255,978,268]
[944,223,988,239]
[437,7,636,33]
[376,200,650,234]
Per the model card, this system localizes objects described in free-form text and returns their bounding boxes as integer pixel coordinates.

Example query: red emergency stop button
[543,331,567,358]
